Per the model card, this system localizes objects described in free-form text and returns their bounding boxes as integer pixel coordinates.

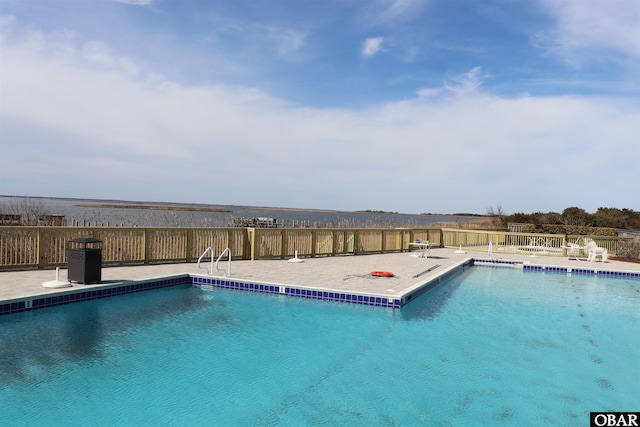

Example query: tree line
[487,206,640,231]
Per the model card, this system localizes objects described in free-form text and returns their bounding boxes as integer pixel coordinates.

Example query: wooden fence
[2,226,632,270]
[0,226,441,270]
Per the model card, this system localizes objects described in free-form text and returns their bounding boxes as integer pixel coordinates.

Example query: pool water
[1,267,639,425]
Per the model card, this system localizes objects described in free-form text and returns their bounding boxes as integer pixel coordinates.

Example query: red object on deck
[371,271,394,277]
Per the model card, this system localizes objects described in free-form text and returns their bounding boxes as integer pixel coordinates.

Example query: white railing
[197,246,232,277]
[441,229,631,257]
[215,247,231,277]
[197,246,215,275]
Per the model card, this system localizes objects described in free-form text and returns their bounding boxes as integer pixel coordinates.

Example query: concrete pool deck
[2,248,640,311]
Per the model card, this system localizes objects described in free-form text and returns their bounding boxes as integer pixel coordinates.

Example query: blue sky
[1,0,638,215]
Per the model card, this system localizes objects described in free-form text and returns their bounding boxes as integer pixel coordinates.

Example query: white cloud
[416,87,441,98]
[380,0,424,22]
[443,66,489,95]
[1,23,638,213]
[416,67,488,99]
[537,0,640,60]
[361,37,384,58]
[360,0,428,27]
[265,27,307,57]
[81,40,142,76]
[0,14,16,27]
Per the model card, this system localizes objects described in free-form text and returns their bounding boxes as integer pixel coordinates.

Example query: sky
[0,0,639,215]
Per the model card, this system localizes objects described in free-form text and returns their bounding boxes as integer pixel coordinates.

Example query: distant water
[0,196,478,228]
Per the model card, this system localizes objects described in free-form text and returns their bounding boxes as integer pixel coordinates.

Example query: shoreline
[74,204,233,213]
[1,195,484,218]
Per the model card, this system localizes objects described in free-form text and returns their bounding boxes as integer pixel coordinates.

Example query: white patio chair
[586,241,608,262]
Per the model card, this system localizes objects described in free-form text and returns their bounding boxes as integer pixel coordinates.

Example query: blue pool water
[1,267,639,425]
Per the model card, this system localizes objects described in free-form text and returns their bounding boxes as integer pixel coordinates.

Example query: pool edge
[2,258,639,316]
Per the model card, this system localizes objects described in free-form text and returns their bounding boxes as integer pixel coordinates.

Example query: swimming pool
[1,267,638,425]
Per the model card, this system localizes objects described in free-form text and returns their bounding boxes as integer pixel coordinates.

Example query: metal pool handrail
[197,246,215,275]
[197,246,231,277]
[215,247,231,277]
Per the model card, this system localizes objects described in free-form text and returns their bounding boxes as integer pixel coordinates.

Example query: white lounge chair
[586,241,608,262]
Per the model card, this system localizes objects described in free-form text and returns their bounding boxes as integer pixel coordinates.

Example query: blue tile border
[569,267,596,275]
[521,263,640,278]
[472,258,640,279]
[0,275,189,316]
[473,259,520,267]
[522,265,568,273]
[191,275,401,309]
[282,287,400,309]
[595,269,640,277]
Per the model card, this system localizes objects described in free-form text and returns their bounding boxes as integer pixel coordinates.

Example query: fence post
[225,229,232,259]
[332,230,337,256]
[37,228,45,269]
[311,230,317,258]
[185,229,193,262]
[144,229,150,264]
[281,229,287,260]
[248,228,256,260]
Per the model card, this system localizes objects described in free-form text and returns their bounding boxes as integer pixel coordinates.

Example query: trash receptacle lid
[69,237,102,243]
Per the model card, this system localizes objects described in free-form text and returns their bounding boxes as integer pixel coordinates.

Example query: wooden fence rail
[0,226,441,269]
[2,226,631,270]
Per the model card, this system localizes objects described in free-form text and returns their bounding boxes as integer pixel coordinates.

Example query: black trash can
[68,237,102,284]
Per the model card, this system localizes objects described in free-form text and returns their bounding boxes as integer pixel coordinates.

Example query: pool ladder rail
[197,247,231,277]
